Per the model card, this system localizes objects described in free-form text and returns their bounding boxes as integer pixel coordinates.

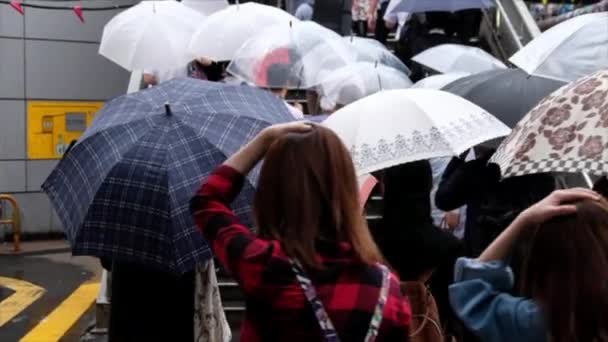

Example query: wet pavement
[0,240,101,342]
[0,240,244,341]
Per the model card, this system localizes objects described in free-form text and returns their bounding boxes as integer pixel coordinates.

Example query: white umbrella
[318,62,412,107]
[411,72,470,89]
[386,0,495,14]
[227,21,356,89]
[343,36,411,75]
[412,44,506,74]
[189,3,297,61]
[99,1,206,71]
[182,0,228,15]
[509,12,608,83]
[323,89,510,175]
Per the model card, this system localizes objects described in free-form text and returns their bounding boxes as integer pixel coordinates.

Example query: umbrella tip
[164,103,172,116]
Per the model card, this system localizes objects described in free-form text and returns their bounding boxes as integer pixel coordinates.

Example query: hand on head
[223,122,313,175]
[259,122,313,148]
[518,188,601,227]
[479,187,601,262]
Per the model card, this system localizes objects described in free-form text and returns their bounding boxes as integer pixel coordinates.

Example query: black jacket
[377,161,462,281]
[436,156,555,257]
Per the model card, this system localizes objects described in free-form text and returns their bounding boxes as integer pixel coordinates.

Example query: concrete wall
[0,1,134,234]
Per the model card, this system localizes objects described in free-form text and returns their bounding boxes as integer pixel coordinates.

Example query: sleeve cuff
[454,257,514,292]
[214,165,245,182]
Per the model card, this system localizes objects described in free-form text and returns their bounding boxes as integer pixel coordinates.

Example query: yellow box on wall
[27,101,104,159]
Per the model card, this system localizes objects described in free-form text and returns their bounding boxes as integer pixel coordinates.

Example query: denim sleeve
[449,258,546,342]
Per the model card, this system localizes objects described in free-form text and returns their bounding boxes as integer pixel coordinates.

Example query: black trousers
[373,1,389,44]
[352,20,368,37]
[108,262,195,342]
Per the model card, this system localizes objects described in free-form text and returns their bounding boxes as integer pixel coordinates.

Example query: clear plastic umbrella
[227,21,356,89]
[412,44,506,74]
[318,62,412,107]
[182,0,228,15]
[387,0,495,14]
[99,1,206,71]
[343,36,411,75]
[411,72,470,89]
[509,12,608,83]
[189,3,297,61]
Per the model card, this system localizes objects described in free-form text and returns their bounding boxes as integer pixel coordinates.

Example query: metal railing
[480,0,542,61]
[0,195,21,252]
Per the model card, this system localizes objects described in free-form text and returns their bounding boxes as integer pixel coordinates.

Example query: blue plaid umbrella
[42,78,294,273]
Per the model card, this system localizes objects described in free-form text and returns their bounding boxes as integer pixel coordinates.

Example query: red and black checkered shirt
[191,165,412,342]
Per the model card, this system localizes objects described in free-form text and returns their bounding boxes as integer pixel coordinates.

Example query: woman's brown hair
[521,198,608,342]
[254,125,384,269]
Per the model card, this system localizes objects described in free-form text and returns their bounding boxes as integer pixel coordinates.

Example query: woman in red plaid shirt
[191,123,411,341]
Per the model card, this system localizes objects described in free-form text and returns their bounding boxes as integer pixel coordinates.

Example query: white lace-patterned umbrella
[343,36,411,75]
[323,89,511,175]
[189,3,297,61]
[412,44,506,74]
[411,72,470,89]
[509,13,608,83]
[227,21,356,89]
[99,1,206,71]
[386,0,495,14]
[318,62,412,107]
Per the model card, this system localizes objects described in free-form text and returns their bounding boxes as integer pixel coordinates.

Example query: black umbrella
[442,68,566,128]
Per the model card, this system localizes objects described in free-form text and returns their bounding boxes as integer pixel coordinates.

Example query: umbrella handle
[582,172,594,189]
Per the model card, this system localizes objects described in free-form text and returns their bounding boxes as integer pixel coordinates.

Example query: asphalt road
[0,241,101,342]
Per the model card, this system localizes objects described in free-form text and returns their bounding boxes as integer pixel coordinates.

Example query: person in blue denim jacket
[449,188,608,342]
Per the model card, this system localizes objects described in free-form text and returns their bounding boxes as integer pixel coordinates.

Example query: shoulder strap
[364,264,390,342]
[290,259,341,342]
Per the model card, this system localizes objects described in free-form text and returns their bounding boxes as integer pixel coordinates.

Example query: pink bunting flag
[10,0,24,16]
[73,4,85,23]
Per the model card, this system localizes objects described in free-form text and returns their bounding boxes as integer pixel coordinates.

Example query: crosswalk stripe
[0,277,45,327]
[20,282,100,342]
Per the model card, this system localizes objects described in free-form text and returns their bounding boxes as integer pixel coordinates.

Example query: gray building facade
[0,1,134,235]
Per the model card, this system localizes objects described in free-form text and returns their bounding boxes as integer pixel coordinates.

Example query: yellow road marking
[21,282,100,342]
[0,277,45,327]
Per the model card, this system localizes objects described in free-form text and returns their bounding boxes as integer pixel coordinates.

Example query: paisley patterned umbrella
[491,69,608,178]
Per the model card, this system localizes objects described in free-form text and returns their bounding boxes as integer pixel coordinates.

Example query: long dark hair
[594,176,608,199]
[253,125,384,269]
[521,199,608,341]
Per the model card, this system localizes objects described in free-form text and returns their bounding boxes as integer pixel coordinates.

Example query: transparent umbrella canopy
[181,0,228,15]
[412,44,506,75]
[509,12,608,83]
[343,36,411,75]
[99,1,206,71]
[318,62,412,107]
[189,3,297,62]
[227,21,357,89]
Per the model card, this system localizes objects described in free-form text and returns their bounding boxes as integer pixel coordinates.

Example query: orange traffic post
[0,195,21,252]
